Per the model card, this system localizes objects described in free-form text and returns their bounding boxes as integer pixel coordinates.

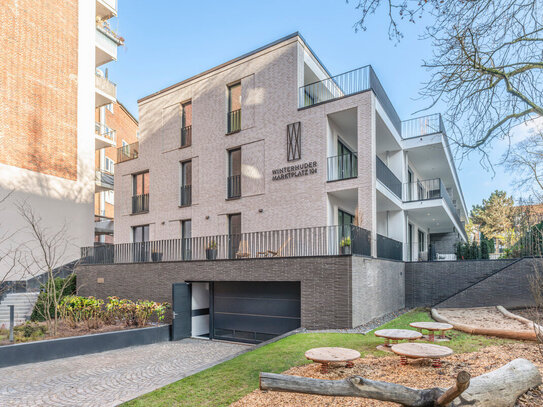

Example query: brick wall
[76,256,353,329]
[0,0,78,180]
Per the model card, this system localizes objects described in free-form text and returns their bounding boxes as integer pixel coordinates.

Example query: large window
[132,224,149,262]
[338,209,354,240]
[227,148,241,199]
[132,224,149,242]
[228,213,242,259]
[227,82,241,133]
[418,229,426,253]
[180,160,192,206]
[132,171,149,213]
[181,100,192,147]
[336,140,357,180]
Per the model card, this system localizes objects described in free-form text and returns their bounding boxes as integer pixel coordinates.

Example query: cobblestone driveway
[0,338,249,406]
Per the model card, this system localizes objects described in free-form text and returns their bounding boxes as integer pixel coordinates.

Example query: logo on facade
[272,161,317,181]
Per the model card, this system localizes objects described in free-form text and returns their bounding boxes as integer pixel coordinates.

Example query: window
[227,148,241,198]
[287,122,301,161]
[180,160,192,206]
[105,190,114,204]
[181,219,192,260]
[418,229,426,253]
[338,209,354,241]
[228,213,241,259]
[181,101,192,147]
[227,82,241,133]
[106,103,114,113]
[104,157,114,174]
[132,224,149,242]
[132,224,149,262]
[336,140,357,179]
[122,139,128,147]
[132,171,149,213]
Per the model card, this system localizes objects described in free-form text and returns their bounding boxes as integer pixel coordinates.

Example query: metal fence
[80,225,372,265]
[132,193,149,214]
[181,125,192,147]
[180,185,192,206]
[227,109,241,133]
[376,156,402,199]
[327,153,358,181]
[227,175,241,199]
[401,113,445,139]
[377,234,403,261]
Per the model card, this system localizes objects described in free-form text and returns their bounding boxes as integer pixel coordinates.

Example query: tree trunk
[259,358,541,407]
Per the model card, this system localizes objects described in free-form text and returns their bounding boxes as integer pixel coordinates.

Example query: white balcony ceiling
[406,203,457,234]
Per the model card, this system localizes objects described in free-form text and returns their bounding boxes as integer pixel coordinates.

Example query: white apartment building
[0,0,122,280]
[113,32,467,262]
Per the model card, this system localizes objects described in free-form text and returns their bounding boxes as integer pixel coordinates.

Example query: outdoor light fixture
[258,209,263,213]
[205,215,210,220]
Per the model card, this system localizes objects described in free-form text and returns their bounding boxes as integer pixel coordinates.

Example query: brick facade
[0,0,78,180]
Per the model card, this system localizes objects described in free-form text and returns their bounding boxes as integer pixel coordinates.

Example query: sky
[106,0,525,212]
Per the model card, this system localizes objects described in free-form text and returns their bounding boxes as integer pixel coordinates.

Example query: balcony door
[132,224,149,262]
[338,209,354,250]
[181,219,192,260]
[180,160,192,206]
[228,213,241,259]
[337,140,356,179]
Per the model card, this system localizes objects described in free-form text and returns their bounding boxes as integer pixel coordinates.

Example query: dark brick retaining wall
[77,256,353,330]
[405,259,516,307]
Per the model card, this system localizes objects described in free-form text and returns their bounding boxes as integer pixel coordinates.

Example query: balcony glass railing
[327,153,358,181]
[376,156,402,199]
[299,66,401,134]
[117,142,139,163]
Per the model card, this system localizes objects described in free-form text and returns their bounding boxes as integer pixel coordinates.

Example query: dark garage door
[213,282,300,343]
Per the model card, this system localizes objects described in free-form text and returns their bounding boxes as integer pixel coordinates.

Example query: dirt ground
[437,307,534,332]
[232,343,543,407]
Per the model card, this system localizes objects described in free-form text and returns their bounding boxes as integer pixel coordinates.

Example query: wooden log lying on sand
[431,308,537,341]
[497,305,543,333]
[259,358,541,407]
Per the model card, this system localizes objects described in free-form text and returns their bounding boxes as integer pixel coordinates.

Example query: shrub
[60,295,104,329]
[30,274,76,322]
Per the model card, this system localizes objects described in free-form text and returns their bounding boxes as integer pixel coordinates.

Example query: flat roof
[137,32,331,104]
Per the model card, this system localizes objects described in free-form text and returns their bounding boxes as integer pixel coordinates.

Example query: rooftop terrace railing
[299,66,401,134]
[80,225,372,265]
[401,113,445,139]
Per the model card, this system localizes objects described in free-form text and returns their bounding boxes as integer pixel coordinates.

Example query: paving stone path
[0,338,249,407]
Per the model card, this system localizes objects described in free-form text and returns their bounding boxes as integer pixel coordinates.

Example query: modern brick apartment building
[94,102,139,243]
[78,33,469,343]
[0,0,123,279]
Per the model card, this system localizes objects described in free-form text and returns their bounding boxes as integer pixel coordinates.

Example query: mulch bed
[231,343,543,407]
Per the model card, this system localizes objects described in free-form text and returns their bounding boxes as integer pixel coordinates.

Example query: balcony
[95,20,123,66]
[376,156,402,199]
[377,234,403,261]
[180,185,192,207]
[96,0,117,19]
[132,194,149,214]
[227,175,241,199]
[94,215,114,235]
[327,153,358,181]
[95,72,116,107]
[117,142,139,163]
[402,114,445,139]
[181,125,192,148]
[80,224,372,264]
[95,169,114,192]
[227,109,241,134]
[94,122,116,149]
[299,66,401,134]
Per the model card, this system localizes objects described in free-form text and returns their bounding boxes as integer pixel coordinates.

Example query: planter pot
[151,252,163,262]
[341,246,351,255]
[206,248,217,260]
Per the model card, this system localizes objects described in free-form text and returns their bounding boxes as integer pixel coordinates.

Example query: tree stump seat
[305,347,361,373]
[391,342,453,368]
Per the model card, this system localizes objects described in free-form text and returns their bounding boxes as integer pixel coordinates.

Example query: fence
[80,225,372,265]
[377,234,403,261]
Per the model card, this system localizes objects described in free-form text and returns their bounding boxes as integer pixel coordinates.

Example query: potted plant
[151,249,163,262]
[206,240,218,260]
[340,237,351,255]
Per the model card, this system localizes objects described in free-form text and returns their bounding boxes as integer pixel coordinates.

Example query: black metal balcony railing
[377,234,403,261]
[117,142,139,163]
[327,153,358,181]
[181,125,192,147]
[376,156,402,199]
[401,114,445,139]
[299,66,401,134]
[180,185,192,207]
[132,193,149,214]
[80,224,372,264]
[227,175,241,199]
[227,109,241,133]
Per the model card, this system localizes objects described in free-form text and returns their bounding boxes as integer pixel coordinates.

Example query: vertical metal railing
[131,193,149,214]
[327,153,358,181]
[401,114,445,139]
[180,125,192,147]
[227,175,241,199]
[227,109,241,133]
[180,185,192,206]
[117,142,139,163]
[376,156,402,199]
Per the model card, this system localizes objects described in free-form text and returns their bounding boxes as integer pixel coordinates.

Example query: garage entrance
[212,281,301,343]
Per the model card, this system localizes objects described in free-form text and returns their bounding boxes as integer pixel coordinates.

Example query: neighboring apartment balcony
[327,153,358,182]
[117,142,139,163]
[95,169,114,192]
[95,72,117,107]
[227,109,241,134]
[376,156,402,199]
[180,185,192,207]
[95,215,114,235]
[227,175,241,199]
[96,0,117,19]
[132,194,149,214]
[181,125,192,148]
[299,65,401,134]
[80,225,372,264]
[377,234,403,261]
[402,113,445,139]
[403,178,463,233]
[95,20,123,66]
[94,122,116,149]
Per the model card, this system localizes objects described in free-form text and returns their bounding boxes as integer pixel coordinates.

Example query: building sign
[272,161,317,181]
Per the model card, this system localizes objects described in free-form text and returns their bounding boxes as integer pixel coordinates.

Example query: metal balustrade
[180,185,192,206]
[402,113,445,139]
[117,142,139,163]
[227,109,241,133]
[181,125,192,147]
[227,175,241,199]
[80,224,372,264]
[327,153,358,181]
[376,156,402,199]
[377,234,403,261]
[131,193,149,214]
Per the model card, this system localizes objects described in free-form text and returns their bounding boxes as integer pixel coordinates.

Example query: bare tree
[348,0,543,162]
[17,202,77,335]
[0,191,23,298]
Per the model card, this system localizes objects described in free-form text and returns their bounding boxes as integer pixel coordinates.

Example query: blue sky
[107,0,519,212]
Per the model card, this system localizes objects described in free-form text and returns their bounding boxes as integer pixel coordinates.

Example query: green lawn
[124,310,514,407]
